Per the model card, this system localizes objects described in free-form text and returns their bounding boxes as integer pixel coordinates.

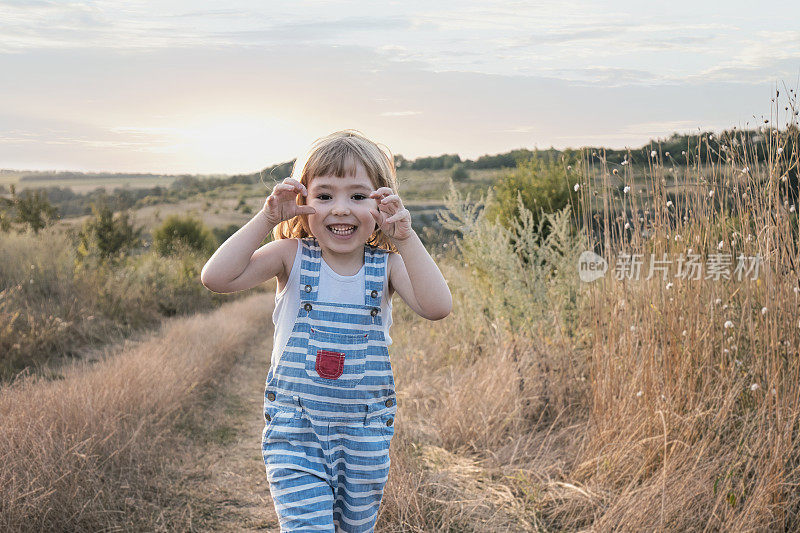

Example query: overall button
[385,398,394,408]
[371,289,378,298]
[370,308,379,317]
[265,413,271,422]
[267,392,275,402]
[386,418,394,427]
[305,284,312,293]
[304,303,312,311]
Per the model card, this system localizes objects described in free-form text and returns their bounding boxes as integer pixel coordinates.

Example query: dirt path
[164,298,281,532]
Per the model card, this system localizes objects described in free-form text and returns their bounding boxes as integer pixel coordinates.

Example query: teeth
[329,225,355,235]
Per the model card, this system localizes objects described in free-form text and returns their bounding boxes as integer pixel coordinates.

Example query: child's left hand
[369,187,413,243]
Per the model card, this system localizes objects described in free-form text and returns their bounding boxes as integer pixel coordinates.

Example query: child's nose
[331,201,350,215]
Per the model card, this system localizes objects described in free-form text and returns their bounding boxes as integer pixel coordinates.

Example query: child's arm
[201,178,314,294]
[369,188,452,321]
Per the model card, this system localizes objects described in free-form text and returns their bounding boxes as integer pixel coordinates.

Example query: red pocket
[315,350,345,379]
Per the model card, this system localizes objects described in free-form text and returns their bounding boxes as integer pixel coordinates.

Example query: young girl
[200,130,452,532]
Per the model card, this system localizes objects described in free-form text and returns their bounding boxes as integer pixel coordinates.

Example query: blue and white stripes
[262,237,396,532]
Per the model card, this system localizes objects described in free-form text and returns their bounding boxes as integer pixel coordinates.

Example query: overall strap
[363,245,388,307]
[297,237,321,302]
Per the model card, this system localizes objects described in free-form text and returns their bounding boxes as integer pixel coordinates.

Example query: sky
[1,0,799,174]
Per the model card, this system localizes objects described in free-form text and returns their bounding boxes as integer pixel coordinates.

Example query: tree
[7,184,59,234]
[76,199,144,265]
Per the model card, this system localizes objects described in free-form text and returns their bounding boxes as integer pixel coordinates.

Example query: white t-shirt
[270,239,393,366]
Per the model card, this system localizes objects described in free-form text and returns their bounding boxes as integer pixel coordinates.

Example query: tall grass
[378,93,800,530]
[0,295,271,532]
[0,225,233,380]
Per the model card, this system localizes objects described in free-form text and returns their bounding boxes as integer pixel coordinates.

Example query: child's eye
[316,194,331,200]
[352,194,366,200]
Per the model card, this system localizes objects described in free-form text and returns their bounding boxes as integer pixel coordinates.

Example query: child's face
[306,163,379,255]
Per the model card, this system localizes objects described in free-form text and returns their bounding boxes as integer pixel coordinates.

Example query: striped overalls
[262,237,396,533]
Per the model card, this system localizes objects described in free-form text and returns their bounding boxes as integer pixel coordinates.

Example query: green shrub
[451,164,470,182]
[152,215,216,257]
[485,156,580,240]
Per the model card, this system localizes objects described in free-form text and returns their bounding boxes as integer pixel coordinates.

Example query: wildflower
[761,306,768,315]
[791,205,796,213]
[567,165,572,170]
[650,150,657,158]
[750,383,759,391]
[742,166,749,173]
[622,159,629,166]
[715,298,722,305]
[681,150,686,156]
[723,304,729,310]
[613,169,619,175]
[674,234,681,241]
[666,200,673,207]
[724,349,729,354]
[623,185,630,193]
[574,183,580,192]
[772,388,777,395]
[630,325,636,332]
[724,320,734,329]
[636,390,643,397]
[666,282,673,290]
[709,190,715,197]
[718,240,724,250]
[682,330,687,336]
[735,359,742,367]
[624,222,630,230]
[782,175,788,182]
[30,264,34,269]
[665,151,670,157]
[778,147,784,155]
[29,279,33,284]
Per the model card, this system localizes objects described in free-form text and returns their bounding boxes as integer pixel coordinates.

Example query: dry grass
[374,96,800,531]
[4,96,800,531]
[0,294,271,532]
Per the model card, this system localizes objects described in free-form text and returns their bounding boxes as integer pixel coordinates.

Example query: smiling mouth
[327,224,357,236]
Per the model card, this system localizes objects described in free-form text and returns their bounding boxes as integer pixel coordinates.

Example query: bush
[451,164,470,182]
[484,156,580,240]
[152,215,216,257]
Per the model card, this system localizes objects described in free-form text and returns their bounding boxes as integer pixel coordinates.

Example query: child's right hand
[262,178,316,226]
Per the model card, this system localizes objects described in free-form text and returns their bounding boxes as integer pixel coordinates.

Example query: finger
[297,205,316,215]
[370,187,393,198]
[370,208,385,226]
[282,178,307,196]
[385,208,409,224]
[273,183,296,194]
[380,194,402,207]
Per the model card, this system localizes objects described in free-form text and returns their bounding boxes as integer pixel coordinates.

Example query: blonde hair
[268,129,399,252]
